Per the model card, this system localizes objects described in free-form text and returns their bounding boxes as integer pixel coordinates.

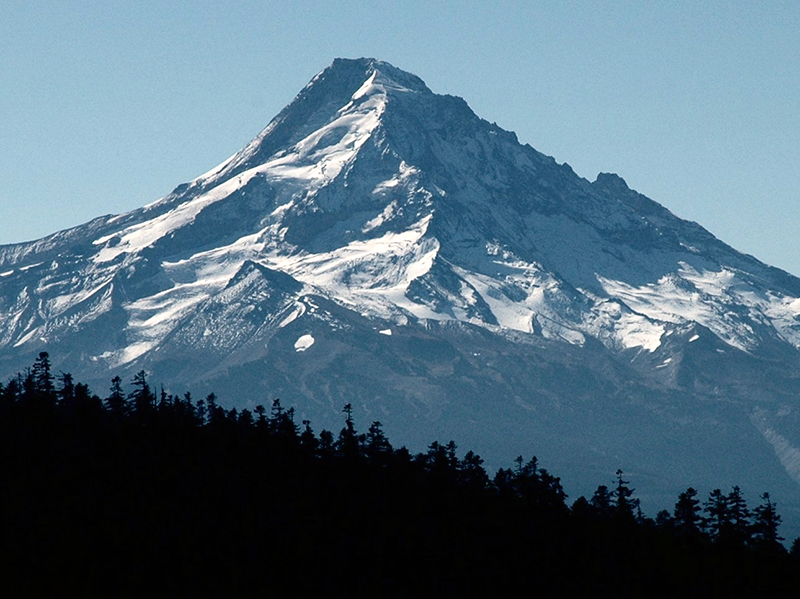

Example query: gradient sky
[2,1,799,274]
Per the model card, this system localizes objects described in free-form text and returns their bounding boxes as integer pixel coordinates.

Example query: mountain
[3,58,800,531]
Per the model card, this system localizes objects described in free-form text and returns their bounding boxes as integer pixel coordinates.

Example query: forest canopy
[1,352,798,597]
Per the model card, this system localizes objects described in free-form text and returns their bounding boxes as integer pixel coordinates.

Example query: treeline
[1,352,799,597]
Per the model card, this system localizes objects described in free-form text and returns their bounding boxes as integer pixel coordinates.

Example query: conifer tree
[613,470,638,520]
[318,429,335,457]
[205,393,223,426]
[726,486,751,546]
[673,487,702,535]
[254,404,267,427]
[129,370,155,415]
[655,509,674,528]
[337,403,361,460]
[703,488,729,541]
[105,375,126,416]
[365,421,392,463]
[590,485,613,517]
[300,419,319,454]
[751,492,784,551]
[57,372,75,407]
[32,351,55,398]
[458,450,489,492]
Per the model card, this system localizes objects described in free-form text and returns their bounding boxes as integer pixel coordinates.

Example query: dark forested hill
[1,353,799,597]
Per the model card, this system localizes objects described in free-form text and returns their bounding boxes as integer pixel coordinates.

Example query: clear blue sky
[2,1,799,274]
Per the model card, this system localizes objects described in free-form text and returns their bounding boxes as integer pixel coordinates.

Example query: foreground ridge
[1,353,799,596]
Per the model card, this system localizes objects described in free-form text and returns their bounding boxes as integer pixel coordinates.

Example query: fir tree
[336,403,362,460]
[703,488,729,541]
[365,421,392,463]
[590,484,614,517]
[673,487,702,535]
[726,486,751,546]
[129,370,155,416]
[613,469,639,521]
[751,492,784,551]
[32,351,55,398]
[105,376,126,416]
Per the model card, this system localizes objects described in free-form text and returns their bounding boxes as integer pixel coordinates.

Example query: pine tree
[726,486,751,546]
[365,421,392,463]
[590,485,613,517]
[105,375,127,416]
[751,492,784,551]
[673,487,702,535]
[655,509,674,528]
[253,404,267,427]
[336,403,361,460]
[613,469,638,521]
[458,450,489,492]
[300,419,319,454]
[318,429,335,457]
[32,351,55,398]
[703,488,729,541]
[57,372,75,408]
[129,370,154,416]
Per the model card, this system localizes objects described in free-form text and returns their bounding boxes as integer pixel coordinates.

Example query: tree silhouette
[703,489,726,540]
[1,353,799,596]
[613,469,638,521]
[726,486,751,546]
[673,487,702,535]
[129,370,154,415]
[337,403,362,460]
[590,484,613,517]
[751,492,784,551]
[32,351,55,398]
[365,421,392,463]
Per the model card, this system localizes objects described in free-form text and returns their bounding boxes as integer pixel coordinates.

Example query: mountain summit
[3,59,800,527]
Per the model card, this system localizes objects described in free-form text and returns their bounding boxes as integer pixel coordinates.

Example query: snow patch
[752,410,800,486]
[351,71,377,100]
[279,302,306,328]
[294,334,315,352]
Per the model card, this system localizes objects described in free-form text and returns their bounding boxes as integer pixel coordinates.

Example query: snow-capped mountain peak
[4,60,800,531]
[4,58,800,366]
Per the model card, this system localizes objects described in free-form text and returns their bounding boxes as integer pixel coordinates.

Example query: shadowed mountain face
[3,57,800,530]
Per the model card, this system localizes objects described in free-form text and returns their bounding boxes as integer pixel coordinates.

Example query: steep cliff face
[3,58,800,531]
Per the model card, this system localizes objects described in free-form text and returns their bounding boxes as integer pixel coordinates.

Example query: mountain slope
[3,58,800,532]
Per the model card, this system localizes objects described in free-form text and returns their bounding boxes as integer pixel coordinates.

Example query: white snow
[92,83,388,266]
[294,334,315,352]
[594,266,800,352]
[351,71,377,100]
[279,302,306,328]
[7,57,800,380]
[265,214,437,301]
[752,410,800,485]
